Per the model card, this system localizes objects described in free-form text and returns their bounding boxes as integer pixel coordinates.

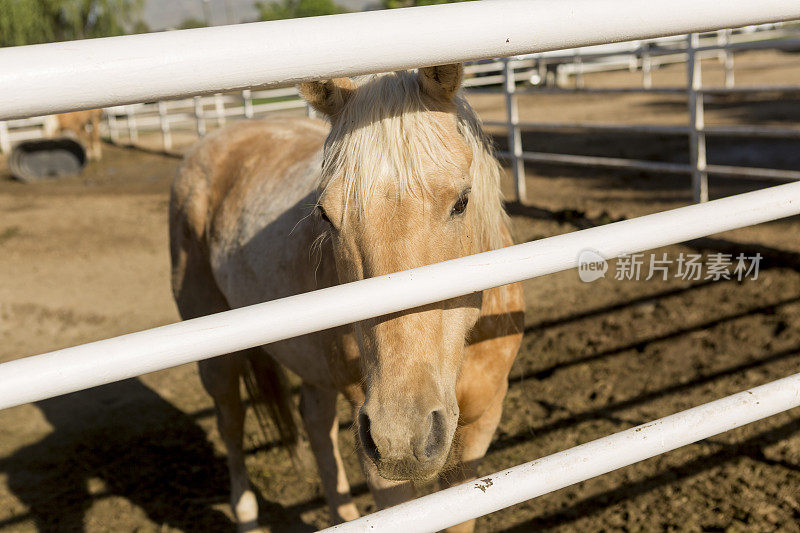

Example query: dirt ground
[1,49,800,532]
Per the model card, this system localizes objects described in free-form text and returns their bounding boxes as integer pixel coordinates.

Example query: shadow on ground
[0,377,313,532]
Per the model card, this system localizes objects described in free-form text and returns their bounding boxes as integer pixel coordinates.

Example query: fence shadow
[499,417,800,531]
[504,198,800,273]
[0,377,312,532]
[645,91,800,126]
[497,341,800,454]
[512,293,800,383]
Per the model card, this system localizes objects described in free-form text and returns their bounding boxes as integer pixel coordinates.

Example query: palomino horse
[44,110,103,160]
[169,64,524,532]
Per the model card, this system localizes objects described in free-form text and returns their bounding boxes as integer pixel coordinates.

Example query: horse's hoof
[333,502,360,523]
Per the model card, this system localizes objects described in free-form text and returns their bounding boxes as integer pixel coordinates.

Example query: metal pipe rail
[325,371,800,532]
[469,85,800,95]
[495,151,800,182]
[695,37,800,53]
[483,121,800,139]
[495,25,800,89]
[705,125,800,139]
[0,181,798,410]
[508,27,800,63]
[2,0,800,120]
[484,120,690,136]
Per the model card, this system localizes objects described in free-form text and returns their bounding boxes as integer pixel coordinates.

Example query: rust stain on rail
[474,478,494,492]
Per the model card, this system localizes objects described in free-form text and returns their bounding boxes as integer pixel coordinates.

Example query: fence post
[641,41,653,89]
[194,96,206,137]
[106,111,119,144]
[0,121,10,154]
[214,93,226,127]
[43,115,58,137]
[629,41,640,72]
[242,89,254,119]
[536,54,548,87]
[719,28,735,88]
[503,57,527,203]
[574,48,584,89]
[158,101,173,151]
[126,105,139,144]
[687,33,708,203]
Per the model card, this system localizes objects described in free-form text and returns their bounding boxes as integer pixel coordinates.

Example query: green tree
[382,0,472,8]
[178,16,208,29]
[256,0,345,21]
[0,0,147,47]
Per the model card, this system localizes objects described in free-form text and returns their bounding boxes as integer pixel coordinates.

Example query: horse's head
[300,65,506,481]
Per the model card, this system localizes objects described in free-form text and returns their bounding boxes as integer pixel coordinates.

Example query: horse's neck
[210,151,333,308]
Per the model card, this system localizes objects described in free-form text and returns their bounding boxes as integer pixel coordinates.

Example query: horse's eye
[317,205,332,225]
[451,190,470,217]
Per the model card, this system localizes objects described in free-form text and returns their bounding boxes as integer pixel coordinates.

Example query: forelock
[316,70,509,254]
[319,71,463,214]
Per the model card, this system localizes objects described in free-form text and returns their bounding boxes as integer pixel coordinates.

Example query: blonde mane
[319,70,509,254]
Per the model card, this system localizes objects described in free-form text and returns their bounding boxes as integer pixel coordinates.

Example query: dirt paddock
[1,50,800,532]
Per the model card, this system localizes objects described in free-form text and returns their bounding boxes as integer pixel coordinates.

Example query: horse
[44,110,103,160]
[169,63,524,532]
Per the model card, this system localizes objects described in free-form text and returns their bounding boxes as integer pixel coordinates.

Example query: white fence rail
[1,0,800,120]
[3,21,798,204]
[1,181,798,409]
[102,88,308,150]
[326,371,800,532]
[2,1,800,529]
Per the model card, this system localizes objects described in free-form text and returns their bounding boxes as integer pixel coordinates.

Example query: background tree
[0,0,148,47]
[177,17,209,30]
[256,0,345,21]
[382,0,472,8]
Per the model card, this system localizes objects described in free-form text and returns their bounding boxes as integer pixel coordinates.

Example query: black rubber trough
[9,138,87,183]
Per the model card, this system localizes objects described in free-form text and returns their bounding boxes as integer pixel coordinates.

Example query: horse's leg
[438,382,507,533]
[172,206,262,530]
[198,355,261,533]
[299,383,360,523]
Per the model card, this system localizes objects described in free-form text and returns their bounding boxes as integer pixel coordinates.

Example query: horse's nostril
[358,411,380,461]
[423,409,447,460]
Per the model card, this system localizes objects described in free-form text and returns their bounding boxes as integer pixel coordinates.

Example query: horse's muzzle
[358,404,456,481]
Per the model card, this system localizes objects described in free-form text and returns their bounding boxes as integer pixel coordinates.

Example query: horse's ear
[298,78,355,117]
[418,64,463,102]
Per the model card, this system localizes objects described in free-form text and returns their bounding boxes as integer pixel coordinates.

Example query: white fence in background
[1,1,800,530]
[0,88,309,154]
[102,87,308,151]
[0,116,51,154]
[476,23,800,203]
